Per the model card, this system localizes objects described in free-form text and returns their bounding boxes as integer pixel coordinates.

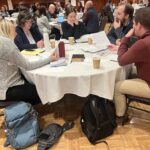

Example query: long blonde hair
[0,18,14,39]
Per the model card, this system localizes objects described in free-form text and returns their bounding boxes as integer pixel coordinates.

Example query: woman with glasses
[14,10,44,51]
[0,18,58,105]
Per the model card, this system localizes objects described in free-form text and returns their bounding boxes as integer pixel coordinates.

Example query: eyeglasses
[26,19,33,24]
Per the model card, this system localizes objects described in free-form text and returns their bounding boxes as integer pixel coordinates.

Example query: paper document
[81,44,104,53]
[50,58,67,67]
[105,54,118,62]
[21,49,45,56]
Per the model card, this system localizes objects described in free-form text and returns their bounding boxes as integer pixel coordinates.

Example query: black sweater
[61,21,87,39]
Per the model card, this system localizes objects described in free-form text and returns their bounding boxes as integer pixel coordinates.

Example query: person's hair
[119,4,134,20]
[79,2,83,7]
[134,7,150,30]
[38,5,47,17]
[1,6,6,12]
[0,18,14,39]
[49,4,55,10]
[17,10,32,27]
[65,6,76,17]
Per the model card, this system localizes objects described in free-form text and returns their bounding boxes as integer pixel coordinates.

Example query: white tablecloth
[22,43,131,104]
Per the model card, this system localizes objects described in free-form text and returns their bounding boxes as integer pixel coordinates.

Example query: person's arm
[61,22,74,39]
[114,27,125,39]
[7,40,50,70]
[82,11,90,24]
[14,35,37,51]
[118,37,147,66]
[42,16,52,32]
[107,27,117,44]
[74,22,87,39]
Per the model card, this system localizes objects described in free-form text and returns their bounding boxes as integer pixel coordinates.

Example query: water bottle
[58,41,65,58]
[43,28,51,51]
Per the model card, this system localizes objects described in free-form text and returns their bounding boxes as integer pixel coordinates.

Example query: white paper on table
[105,54,118,62]
[50,58,67,67]
[76,34,89,43]
[79,43,106,53]
[91,31,110,49]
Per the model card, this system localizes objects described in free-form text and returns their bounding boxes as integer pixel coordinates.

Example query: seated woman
[14,10,44,51]
[37,6,61,40]
[0,18,58,105]
[61,7,87,39]
[77,1,84,12]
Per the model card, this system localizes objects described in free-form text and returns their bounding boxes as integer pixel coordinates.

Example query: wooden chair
[122,95,150,125]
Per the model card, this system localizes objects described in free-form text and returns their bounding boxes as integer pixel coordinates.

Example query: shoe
[116,115,129,126]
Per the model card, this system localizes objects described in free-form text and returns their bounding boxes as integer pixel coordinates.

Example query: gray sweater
[37,16,52,35]
[0,36,50,100]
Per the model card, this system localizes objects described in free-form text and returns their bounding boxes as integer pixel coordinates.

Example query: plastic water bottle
[43,28,51,51]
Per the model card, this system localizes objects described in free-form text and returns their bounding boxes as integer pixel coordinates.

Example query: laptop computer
[57,16,64,24]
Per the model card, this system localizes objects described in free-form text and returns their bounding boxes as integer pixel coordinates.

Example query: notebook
[21,49,45,56]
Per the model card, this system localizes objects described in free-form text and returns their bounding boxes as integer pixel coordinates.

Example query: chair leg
[122,99,130,125]
[0,108,4,116]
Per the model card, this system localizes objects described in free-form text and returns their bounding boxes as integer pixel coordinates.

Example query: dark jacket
[14,25,43,51]
[83,7,100,34]
[107,19,133,44]
[47,12,57,22]
[61,21,87,39]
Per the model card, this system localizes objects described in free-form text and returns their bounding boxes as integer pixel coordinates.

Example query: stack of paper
[105,54,118,62]
[50,58,67,67]
[21,49,45,56]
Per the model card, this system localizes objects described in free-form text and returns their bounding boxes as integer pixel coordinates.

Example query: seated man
[107,4,134,45]
[83,0,100,34]
[14,11,44,51]
[114,8,150,120]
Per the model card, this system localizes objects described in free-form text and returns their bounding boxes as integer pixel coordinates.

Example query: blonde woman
[0,18,58,105]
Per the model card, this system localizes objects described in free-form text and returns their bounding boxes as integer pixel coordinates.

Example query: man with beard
[107,4,134,46]
[114,7,150,122]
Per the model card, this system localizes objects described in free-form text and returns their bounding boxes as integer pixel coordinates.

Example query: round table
[22,42,131,104]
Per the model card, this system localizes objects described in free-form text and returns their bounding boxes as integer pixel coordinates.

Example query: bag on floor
[4,101,40,149]
[38,122,74,150]
[80,95,117,145]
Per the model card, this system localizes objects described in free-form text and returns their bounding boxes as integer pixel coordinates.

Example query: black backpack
[80,95,117,145]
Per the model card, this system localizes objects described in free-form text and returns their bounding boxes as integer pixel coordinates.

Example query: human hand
[67,20,74,26]
[37,40,44,48]
[50,51,59,61]
[75,19,79,25]
[125,28,134,38]
[108,44,119,52]
[113,18,121,29]
[116,39,121,46]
